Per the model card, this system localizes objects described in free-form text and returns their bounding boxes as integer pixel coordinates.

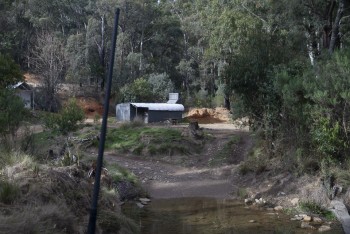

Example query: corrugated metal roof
[131,103,184,111]
[9,82,31,90]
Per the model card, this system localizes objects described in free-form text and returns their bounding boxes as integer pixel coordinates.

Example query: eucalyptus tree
[24,0,88,34]
[31,33,67,112]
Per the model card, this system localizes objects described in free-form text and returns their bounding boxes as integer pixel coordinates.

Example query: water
[122,197,344,234]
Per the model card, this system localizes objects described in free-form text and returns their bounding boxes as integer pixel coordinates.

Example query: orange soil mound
[76,97,103,117]
[185,107,231,124]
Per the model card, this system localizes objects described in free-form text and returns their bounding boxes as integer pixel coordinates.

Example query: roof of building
[131,103,184,111]
[9,82,32,90]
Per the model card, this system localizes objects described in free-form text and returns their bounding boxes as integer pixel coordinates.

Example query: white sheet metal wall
[116,103,131,121]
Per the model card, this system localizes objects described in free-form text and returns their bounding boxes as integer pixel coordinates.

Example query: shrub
[121,78,155,102]
[0,89,28,138]
[299,201,335,220]
[44,98,85,134]
[0,180,20,204]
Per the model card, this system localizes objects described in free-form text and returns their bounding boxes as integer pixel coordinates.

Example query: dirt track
[105,124,252,199]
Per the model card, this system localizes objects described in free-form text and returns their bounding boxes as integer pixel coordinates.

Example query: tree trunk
[224,95,230,110]
[98,16,106,90]
[329,0,344,54]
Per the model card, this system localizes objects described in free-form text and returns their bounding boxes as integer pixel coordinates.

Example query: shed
[10,82,34,109]
[116,103,184,123]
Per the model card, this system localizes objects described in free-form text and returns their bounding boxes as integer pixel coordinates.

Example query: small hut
[116,103,184,123]
[116,93,184,123]
[10,82,34,109]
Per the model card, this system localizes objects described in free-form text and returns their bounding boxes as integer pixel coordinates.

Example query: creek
[122,197,343,234]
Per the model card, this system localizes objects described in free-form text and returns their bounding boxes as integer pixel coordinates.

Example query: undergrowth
[0,180,20,204]
[239,146,268,175]
[209,136,241,166]
[106,125,199,156]
[107,163,138,185]
[299,202,336,220]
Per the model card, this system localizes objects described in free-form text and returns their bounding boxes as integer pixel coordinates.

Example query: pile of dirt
[24,73,42,87]
[185,107,231,124]
[76,97,103,117]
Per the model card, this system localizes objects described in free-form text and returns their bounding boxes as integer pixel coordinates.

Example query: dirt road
[105,124,252,199]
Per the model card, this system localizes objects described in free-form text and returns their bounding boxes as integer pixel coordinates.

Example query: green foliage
[121,78,155,102]
[299,202,335,220]
[98,210,140,234]
[304,50,350,160]
[0,89,27,137]
[238,147,268,175]
[44,98,85,134]
[237,187,248,199]
[311,118,344,157]
[0,53,23,89]
[0,150,33,170]
[119,120,145,130]
[0,180,20,204]
[272,59,311,144]
[108,164,138,185]
[106,125,198,156]
[147,73,174,102]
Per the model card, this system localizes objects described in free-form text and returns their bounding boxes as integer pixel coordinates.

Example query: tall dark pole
[87,8,120,234]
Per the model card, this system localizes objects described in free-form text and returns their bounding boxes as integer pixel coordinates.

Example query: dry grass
[0,204,76,234]
[0,153,138,234]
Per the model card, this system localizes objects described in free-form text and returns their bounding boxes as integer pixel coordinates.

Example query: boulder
[330,200,350,234]
[291,198,299,206]
[303,215,312,222]
[300,222,315,229]
[274,206,283,211]
[318,225,331,232]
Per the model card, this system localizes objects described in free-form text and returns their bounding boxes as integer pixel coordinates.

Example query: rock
[291,198,299,206]
[318,225,331,232]
[136,202,144,208]
[277,191,286,196]
[266,213,277,215]
[303,215,312,222]
[244,198,253,205]
[255,197,266,205]
[313,217,322,223]
[330,200,350,234]
[139,198,151,203]
[249,220,256,223]
[301,222,315,229]
[274,206,283,211]
[254,193,262,199]
[139,198,151,205]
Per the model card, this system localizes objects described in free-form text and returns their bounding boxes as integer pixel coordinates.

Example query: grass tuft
[0,180,20,204]
[299,201,335,220]
[106,126,197,156]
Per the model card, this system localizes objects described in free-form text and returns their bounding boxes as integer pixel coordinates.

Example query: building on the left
[9,82,34,109]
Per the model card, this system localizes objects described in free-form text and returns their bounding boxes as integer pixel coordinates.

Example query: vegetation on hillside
[105,122,202,156]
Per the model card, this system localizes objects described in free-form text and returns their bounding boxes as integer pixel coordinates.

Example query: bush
[304,50,350,161]
[299,201,335,220]
[0,89,28,138]
[44,98,85,134]
[121,78,154,102]
[0,180,20,204]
